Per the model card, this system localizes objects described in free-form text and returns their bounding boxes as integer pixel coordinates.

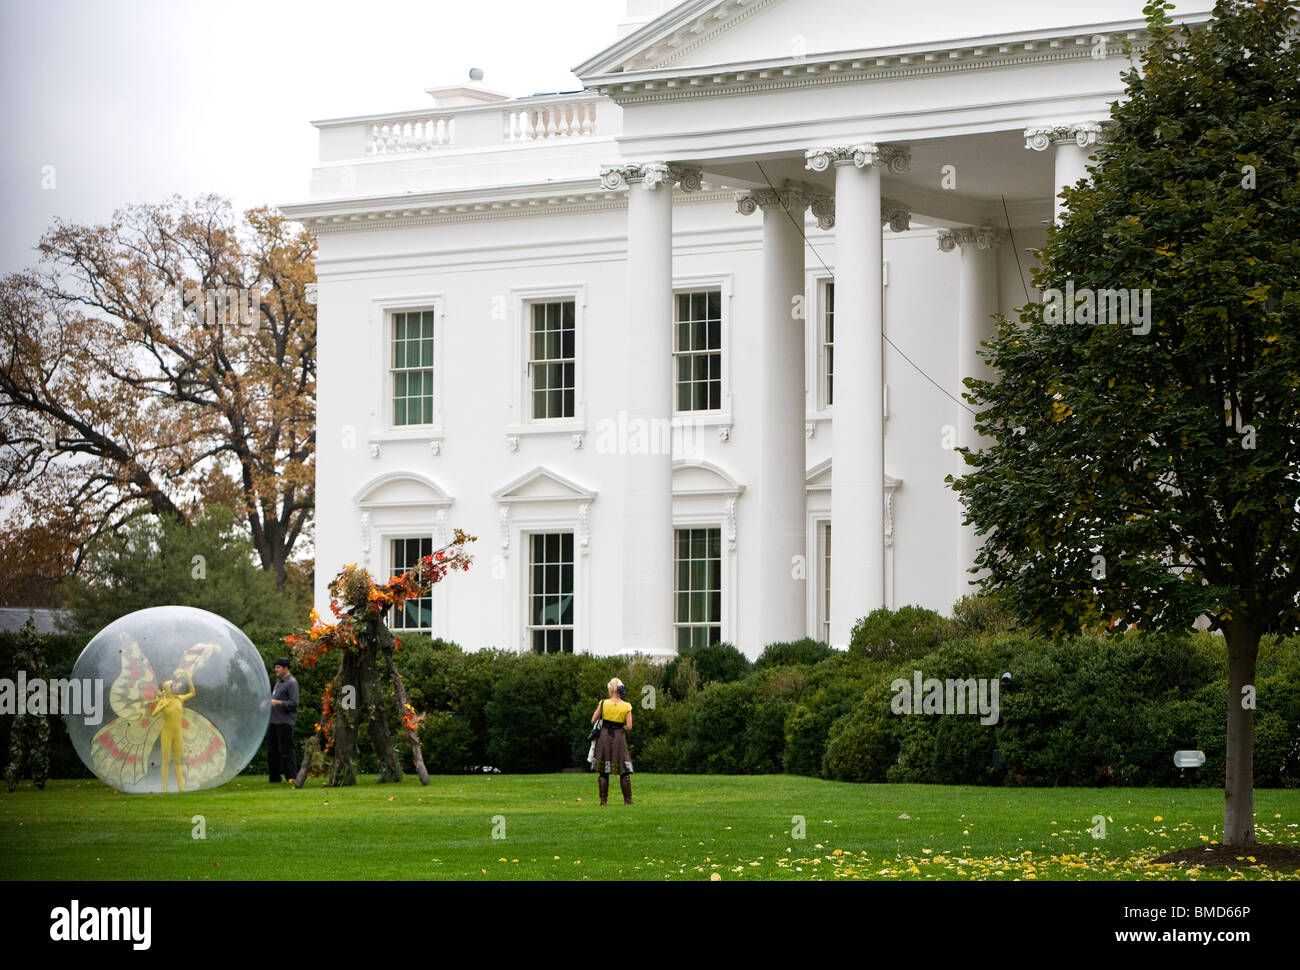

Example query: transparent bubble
[66,606,270,793]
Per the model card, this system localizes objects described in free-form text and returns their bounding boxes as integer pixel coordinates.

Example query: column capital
[804,143,911,174]
[600,162,703,192]
[937,226,1008,252]
[1024,121,1112,152]
[734,181,835,229]
[881,197,910,233]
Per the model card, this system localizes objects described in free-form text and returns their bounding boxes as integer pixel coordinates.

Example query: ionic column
[735,183,831,643]
[805,143,910,645]
[601,162,701,655]
[938,226,1005,584]
[1024,122,1110,223]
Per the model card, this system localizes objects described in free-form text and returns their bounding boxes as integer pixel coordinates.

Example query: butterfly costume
[91,634,228,792]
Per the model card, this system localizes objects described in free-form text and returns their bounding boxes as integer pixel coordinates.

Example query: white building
[284,0,1213,658]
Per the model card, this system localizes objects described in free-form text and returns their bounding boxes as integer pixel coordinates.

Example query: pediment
[806,459,900,491]
[492,466,597,504]
[354,472,452,508]
[578,0,1189,78]
[806,458,832,491]
[673,459,744,496]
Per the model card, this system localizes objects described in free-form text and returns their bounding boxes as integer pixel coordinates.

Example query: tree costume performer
[4,619,50,793]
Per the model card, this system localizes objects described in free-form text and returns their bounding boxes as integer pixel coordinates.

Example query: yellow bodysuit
[152,676,195,792]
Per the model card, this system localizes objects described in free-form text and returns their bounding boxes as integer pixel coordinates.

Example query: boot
[598,773,609,805]
[620,773,633,805]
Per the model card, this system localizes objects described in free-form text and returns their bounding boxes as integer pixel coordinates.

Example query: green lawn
[2,774,1297,880]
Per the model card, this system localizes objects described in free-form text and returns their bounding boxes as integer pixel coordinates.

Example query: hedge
[4,607,1298,787]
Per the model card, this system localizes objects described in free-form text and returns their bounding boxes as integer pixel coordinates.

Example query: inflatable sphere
[66,606,270,793]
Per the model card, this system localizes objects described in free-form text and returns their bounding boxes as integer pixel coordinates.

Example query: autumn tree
[952,0,1300,847]
[0,195,315,589]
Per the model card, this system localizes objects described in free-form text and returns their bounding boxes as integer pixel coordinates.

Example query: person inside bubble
[153,671,195,792]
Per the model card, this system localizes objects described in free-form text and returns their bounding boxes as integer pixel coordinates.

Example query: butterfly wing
[174,641,220,681]
[92,716,163,786]
[179,710,228,787]
[90,634,164,785]
[108,632,159,722]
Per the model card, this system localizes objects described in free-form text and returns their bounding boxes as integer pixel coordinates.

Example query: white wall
[314,195,991,657]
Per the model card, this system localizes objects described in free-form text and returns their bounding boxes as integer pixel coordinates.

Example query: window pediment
[354,472,453,509]
[672,459,744,497]
[492,466,597,504]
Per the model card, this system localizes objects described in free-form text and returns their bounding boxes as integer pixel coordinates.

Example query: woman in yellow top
[152,671,195,793]
[590,677,633,805]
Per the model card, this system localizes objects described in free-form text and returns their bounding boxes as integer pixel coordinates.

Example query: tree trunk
[328,649,364,787]
[293,733,320,789]
[1223,620,1258,846]
[376,623,431,785]
[360,657,403,783]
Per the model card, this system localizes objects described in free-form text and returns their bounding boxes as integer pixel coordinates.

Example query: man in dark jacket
[266,657,299,783]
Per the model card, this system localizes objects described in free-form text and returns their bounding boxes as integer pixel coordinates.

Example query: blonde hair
[608,677,624,694]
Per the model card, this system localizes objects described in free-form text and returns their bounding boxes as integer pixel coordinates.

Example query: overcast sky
[0,0,626,274]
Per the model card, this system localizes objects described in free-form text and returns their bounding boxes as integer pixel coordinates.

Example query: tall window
[392,310,434,426]
[674,290,722,412]
[529,301,575,420]
[529,532,574,653]
[820,522,832,644]
[823,280,835,407]
[390,537,433,631]
[675,527,721,651]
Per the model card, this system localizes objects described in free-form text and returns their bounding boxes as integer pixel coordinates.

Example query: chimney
[425,69,510,107]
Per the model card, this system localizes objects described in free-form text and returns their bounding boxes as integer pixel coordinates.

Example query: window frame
[817,519,832,646]
[671,273,733,428]
[672,523,724,654]
[525,530,576,654]
[369,293,446,449]
[389,307,438,428]
[508,283,587,438]
[526,299,577,422]
[387,535,436,634]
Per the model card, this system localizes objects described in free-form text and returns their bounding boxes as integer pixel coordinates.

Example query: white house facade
[284,0,1213,658]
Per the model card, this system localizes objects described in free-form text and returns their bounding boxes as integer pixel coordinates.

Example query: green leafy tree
[65,505,298,639]
[951,0,1300,846]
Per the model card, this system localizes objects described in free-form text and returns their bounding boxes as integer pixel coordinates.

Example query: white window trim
[804,269,834,420]
[672,512,735,652]
[369,293,446,449]
[804,263,888,429]
[374,525,451,637]
[816,518,831,645]
[671,273,733,428]
[506,283,587,438]
[521,527,579,655]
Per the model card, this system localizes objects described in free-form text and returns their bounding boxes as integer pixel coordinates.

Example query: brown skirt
[592,724,633,775]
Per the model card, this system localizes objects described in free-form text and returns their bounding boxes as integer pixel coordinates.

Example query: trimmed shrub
[849,605,955,661]
[665,640,751,686]
[755,638,833,670]
[682,679,758,773]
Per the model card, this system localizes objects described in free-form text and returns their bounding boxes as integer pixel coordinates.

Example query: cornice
[282,187,735,233]
[583,15,1213,107]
